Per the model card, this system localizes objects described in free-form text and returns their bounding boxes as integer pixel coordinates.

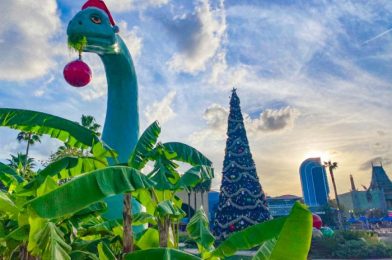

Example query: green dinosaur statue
[67,3,141,221]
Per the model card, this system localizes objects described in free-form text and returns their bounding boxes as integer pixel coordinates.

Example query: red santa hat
[82,0,116,27]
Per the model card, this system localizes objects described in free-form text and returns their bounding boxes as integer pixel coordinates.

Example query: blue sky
[0,0,391,196]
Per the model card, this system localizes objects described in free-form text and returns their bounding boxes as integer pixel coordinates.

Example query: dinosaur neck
[100,36,139,164]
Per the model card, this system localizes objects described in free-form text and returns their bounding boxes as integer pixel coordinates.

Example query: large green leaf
[186,208,215,256]
[135,228,159,250]
[27,166,155,219]
[128,121,161,170]
[252,238,277,260]
[133,212,157,226]
[0,108,111,157]
[73,201,108,217]
[97,242,116,260]
[267,202,312,260]
[79,219,120,237]
[35,222,72,260]
[124,248,201,260]
[211,202,312,260]
[162,142,212,166]
[3,225,29,241]
[40,156,107,180]
[155,200,185,220]
[148,144,180,190]
[0,191,18,215]
[210,217,287,258]
[69,250,99,260]
[178,166,214,189]
[24,156,107,192]
[0,162,23,187]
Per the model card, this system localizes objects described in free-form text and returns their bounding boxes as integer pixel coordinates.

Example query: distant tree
[81,115,101,136]
[7,153,36,181]
[47,115,101,163]
[17,131,41,170]
[324,161,343,229]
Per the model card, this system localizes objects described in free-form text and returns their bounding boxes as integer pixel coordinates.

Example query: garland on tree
[213,88,271,240]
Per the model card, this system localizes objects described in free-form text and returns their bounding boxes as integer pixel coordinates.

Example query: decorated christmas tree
[213,89,271,240]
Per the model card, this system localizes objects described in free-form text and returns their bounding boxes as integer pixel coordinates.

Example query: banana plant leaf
[0,162,23,187]
[97,242,116,260]
[178,165,214,189]
[0,191,18,215]
[27,166,155,219]
[133,189,156,215]
[128,121,161,170]
[0,108,112,158]
[156,200,186,220]
[211,202,312,259]
[36,177,58,196]
[162,142,212,166]
[148,144,181,190]
[3,225,29,241]
[24,156,107,191]
[69,250,99,260]
[124,248,201,260]
[135,228,159,250]
[78,219,121,237]
[73,202,108,217]
[186,208,215,255]
[210,217,287,258]
[35,222,71,260]
[252,238,277,260]
[133,212,157,226]
[267,202,312,260]
[149,166,177,191]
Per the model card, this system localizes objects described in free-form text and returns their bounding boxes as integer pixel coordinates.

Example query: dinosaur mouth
[68,34,118,54]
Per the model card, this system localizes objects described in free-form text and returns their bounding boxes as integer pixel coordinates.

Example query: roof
[271,194,302,200]
[369,165,392,195]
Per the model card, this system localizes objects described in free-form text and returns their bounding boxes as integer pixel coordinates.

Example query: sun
[303,150,330,162]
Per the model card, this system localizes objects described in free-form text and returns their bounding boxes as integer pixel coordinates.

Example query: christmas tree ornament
[312,214,323,229]
[63,58,92,87]
[229,224,235,231]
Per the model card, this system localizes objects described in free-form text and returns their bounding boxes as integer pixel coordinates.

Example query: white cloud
[248,107,300,133]
[105,0,169,13]
[167,0,226,74]
[203,104,228,129]
[0,0,61,81]
[144,91,176,124]
[118,21,143,60]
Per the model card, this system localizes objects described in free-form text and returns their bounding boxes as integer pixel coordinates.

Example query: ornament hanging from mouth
[63,58,92,87]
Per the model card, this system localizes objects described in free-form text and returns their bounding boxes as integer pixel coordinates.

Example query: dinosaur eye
[91,15,101,24]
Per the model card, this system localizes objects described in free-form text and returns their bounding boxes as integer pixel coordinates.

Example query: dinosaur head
[67,7,119,54]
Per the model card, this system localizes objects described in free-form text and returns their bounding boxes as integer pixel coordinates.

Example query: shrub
[310,230,392,259]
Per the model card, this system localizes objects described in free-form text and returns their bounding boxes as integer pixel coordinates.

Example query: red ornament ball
[63,59,92,87]
[229,224,235,231]
[312,214,323,229]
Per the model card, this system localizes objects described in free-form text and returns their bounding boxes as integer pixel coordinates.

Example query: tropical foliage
[0,108,313,259]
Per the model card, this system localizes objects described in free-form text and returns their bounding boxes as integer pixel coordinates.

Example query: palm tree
[17,131,42,159]
[47,115,101,164]
[81,115,101,136]
[324,161,343,229]
[7,153,36,180]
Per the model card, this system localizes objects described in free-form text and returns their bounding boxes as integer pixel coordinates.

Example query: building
[338,190,387,216]
[369,163,392,209]
[337,164,392,216]
[267,195,302,217]
[299,158,330,207]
